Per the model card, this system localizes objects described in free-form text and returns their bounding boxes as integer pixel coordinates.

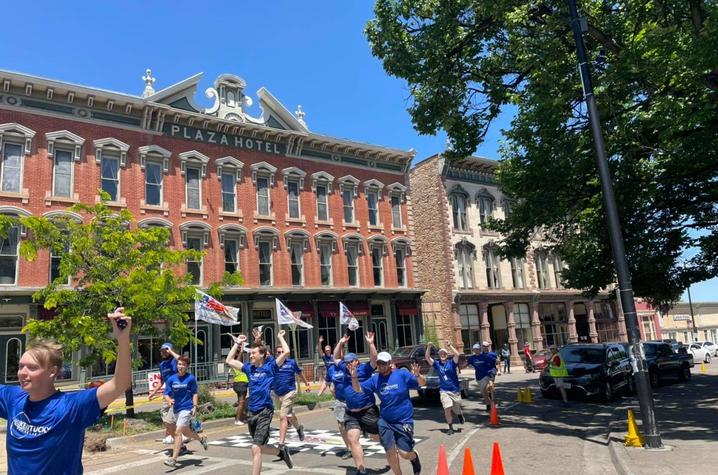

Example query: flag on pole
[339,302,360,331]
[276,299,314,329]
[195,290,239,326]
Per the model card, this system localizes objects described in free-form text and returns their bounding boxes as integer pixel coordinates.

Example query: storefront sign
[164,124,286,155]
[673,314,690,321]
[147,371,162,391]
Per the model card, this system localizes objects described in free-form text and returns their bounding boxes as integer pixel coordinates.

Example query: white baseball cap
[472,343,482,350]
[377,351,392,363]
[438,348,449,355]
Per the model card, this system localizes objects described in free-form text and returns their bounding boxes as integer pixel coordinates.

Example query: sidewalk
[608,364,718,475]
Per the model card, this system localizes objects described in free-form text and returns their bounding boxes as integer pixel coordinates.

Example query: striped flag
[276,299,313,329]
[339,302,360,331]
[194,290,239,326]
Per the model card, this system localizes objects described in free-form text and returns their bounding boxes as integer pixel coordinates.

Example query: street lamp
[565,0,663,448]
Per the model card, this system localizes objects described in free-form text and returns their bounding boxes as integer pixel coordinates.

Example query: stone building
[0,68,422,384]
[661,301,718,344]
[410,154,623,364]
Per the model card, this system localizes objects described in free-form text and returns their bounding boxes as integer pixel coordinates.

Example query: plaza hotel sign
[164,123,286,155]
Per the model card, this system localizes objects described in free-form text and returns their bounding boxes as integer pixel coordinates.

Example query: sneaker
[278,444,293,469]
[179,445,189,455]
[162,435,174,445]
[410,452,422,475]
[457,412,465,425]
[163,458,179,468]
[182,435,190,443]
[341,449,353,460]
[234,420,245,426]
[200,436,208,450]
[297,424,305,442]
[447,427,454,435]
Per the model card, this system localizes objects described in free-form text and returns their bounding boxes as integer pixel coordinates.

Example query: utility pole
[566,0,663,448]
[687,286,696,340]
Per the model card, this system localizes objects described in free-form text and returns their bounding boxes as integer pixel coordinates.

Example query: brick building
[0,69,422,384]
[410,154,624,364]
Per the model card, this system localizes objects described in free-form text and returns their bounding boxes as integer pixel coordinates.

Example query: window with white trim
[49,243,71,285]
[367,191,379,226]
[101,155,120,201]
[320,242,333,286]
[254,229,279,286]
[185,166,201,210]
[221,172,236,212]
[396,314,413,347]
[145,161,163,206]
[290,241,304,286]
[477,190,495,225]
[316,184,329,221]
[455,241,476,289]
[53,150,73,198]
[370,241,385,287]
[511,257,526,289]
[344,238,361,287]
[1,143,22,193]
[450,188,469,231]
[186,235,203,285]
[0,222,19,285]
[224,238,239,274]
[395,247,407,287]
[250,162,277,218]
[535,251,549,289]
[484,245,502,289]
[287,181,301,219]
[553,254,565,289]
[0,123,35,194]
[514,303,532,347]
[339,176,359,225]
[257,177,270,216]
[391,195,402,228]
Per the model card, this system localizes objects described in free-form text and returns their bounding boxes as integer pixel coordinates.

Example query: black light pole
[566,0,663,448]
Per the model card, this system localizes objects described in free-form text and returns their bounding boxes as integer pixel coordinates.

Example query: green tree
[0,198,242,413]
[367,0,718,307]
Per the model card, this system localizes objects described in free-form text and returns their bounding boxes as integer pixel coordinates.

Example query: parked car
[531,349,552,371]
[685,342,712,363]
[637,342,693,387]
[539,343,633,402]
[696,341,718,357]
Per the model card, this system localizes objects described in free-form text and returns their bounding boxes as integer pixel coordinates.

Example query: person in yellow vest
[232,364,249,425]
[548,345,569,407]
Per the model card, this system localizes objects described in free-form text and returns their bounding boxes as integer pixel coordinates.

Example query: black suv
[539,343,633,402]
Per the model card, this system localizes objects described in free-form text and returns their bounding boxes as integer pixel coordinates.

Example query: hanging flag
[195,290,239,326]
[339,302,360,331]
[276,299,314,329]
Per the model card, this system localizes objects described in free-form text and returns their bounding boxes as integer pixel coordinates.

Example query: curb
[606,407,634,475]
[105,401,325,448]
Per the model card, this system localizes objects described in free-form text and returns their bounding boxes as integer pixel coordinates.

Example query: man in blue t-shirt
[334,332,378,475]
[425,341,465,434]
[317,334,334,368]
[271,346,310,447]
[225,330,293,475]
[352,351,424,475]
[466,341,500,411]
[148,341,181,444]
[0,308,132,475]
[162,356,208,468]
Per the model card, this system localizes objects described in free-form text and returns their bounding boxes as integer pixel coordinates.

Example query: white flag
[195,290,239,326]
[339,302,360,331]
[276,299,313,329]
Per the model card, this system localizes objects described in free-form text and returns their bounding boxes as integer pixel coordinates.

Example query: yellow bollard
[524,387,533,403]
[625,409,645,447]
[700,362,707,374]
[517,387,525,403]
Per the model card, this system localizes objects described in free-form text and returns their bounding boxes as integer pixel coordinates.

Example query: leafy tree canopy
[367,0,718,307]
[0,198,243,367]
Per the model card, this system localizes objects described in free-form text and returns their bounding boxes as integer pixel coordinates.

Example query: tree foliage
[367,0,718,307]
[0,198,243,367]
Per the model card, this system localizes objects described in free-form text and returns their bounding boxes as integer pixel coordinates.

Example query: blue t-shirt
[158,357,178,383]
[433,359,460,392]
[164,373,198,413]
[243,356,279,412]
[322,354,334,368]
[339,361,376,410]
[325,364,346,402]
[467,352,498,380]
[273,358,302,396]
[361,369,419,424]
[0,385,101,475]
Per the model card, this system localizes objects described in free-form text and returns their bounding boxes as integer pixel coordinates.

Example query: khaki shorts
[440,391,462,411]
[478,375,494,394]
[272,390,297,418]
[161,400,177,425]
[175,409,192,428]
[334,399,347,423]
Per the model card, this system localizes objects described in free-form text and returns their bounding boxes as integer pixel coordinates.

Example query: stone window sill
[0,190,30,204]
[45,193,79,206]
[286,216,307,227]
[140,201,170,216]
[95,195,127,208]
[254,212,277,225]
[181,205,209,219]
[219,210,243,222]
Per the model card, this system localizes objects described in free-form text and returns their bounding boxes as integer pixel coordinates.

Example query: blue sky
[1,1,713,302]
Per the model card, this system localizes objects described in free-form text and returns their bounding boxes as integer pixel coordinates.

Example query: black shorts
[247,407,273,446]
[344,405,379,435]
[233,381,248,398]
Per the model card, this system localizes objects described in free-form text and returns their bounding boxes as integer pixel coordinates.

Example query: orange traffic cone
[437,444,449,475]
[490,442,505,475]
[462,447,476,475]
[489,403,500,426]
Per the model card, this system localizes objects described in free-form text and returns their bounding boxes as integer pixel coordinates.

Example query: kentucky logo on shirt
[379,383,400,395]
[10,412,52,439]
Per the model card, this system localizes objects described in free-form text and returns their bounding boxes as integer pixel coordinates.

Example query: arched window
[448,185,469,231]
[4,337,22,382]
[476,189,495,225]
[483,244,502,289]
[454,241,476,289]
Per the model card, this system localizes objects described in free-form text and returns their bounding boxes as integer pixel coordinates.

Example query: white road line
[86,455,167,474]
